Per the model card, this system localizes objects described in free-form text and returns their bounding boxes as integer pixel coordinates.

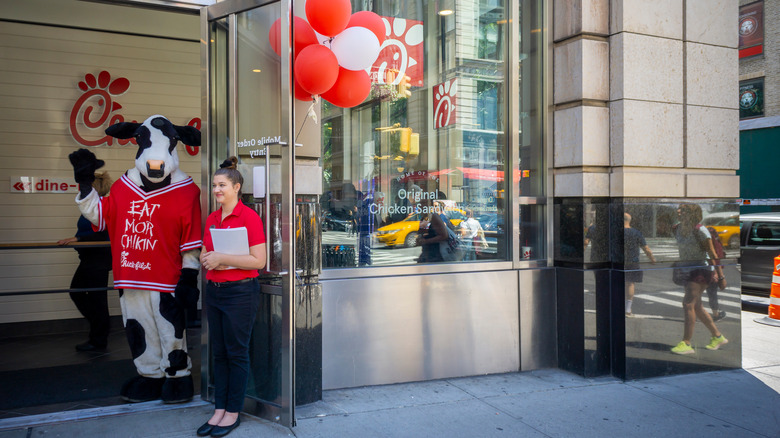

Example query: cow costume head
[106,115,200,187]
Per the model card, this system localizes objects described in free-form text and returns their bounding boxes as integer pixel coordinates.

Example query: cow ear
[174,125,201,146]
[105,122,140,139]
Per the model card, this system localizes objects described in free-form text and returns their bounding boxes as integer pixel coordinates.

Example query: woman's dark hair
[215,156,243,196]
[678,203,702,224]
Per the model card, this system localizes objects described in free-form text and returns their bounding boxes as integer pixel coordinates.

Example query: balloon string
[295,98,319,142]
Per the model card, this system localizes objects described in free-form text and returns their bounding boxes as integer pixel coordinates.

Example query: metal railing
[0,242,113,297]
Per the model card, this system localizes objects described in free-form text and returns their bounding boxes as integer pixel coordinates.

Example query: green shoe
[671,341,694,355]
[705,335,728,350]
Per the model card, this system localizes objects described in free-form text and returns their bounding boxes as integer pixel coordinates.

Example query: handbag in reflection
[440,218,465,262]
[672,262,689,286]
[672,261,715,286]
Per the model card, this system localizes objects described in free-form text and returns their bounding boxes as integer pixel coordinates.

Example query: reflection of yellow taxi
[709,215,740,248]
[376,209,466,248]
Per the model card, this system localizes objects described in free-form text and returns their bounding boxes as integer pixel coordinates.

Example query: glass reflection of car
[376,209,466,248]
[739,212,780,297]
[702,214,740,248]
[321,211,352,232]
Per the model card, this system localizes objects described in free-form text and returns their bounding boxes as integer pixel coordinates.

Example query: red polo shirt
[203,200,265,282]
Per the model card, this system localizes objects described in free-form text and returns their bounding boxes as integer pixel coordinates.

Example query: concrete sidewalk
[2,311,778,438]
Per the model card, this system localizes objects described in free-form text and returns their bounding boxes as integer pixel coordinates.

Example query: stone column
[553,0,740,379]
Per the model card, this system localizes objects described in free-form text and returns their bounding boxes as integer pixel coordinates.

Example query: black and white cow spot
[165,350,189,376]
[159,292,185,339]
[125,318,146,360]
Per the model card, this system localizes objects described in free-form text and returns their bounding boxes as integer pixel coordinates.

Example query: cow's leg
[119,289,165,402]
[154,291,194,403]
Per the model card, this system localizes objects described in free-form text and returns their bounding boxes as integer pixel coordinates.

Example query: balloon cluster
[269,0,386,108]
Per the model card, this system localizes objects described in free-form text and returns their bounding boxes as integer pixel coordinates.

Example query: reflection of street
[643,237,739,260]
[323,230,420,265]
[584,265,742,377]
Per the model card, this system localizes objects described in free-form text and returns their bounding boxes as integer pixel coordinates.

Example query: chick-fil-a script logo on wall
[69,71,201,156]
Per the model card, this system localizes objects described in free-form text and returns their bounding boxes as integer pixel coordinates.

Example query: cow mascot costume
[69,115,202,404]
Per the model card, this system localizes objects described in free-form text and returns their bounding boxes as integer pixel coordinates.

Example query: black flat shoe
[210,416,240,437]
[196,421,216,436]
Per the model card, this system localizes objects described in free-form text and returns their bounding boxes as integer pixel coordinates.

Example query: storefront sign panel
[739,1,763,57]
[10,176,78,194]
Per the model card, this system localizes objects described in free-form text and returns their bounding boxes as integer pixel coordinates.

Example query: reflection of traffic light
[399,127,412,153]
[410,133,419,156]
[385,68,397,85]
[397,74,412,98]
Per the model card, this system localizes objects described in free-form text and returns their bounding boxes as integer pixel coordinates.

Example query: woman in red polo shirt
[197,157,266,437]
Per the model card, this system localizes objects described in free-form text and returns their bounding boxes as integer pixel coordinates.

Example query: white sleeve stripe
[181,241,202,251]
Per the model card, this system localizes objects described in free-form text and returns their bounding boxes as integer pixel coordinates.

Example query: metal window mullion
[279,0,296,428]
[509,0,520,268]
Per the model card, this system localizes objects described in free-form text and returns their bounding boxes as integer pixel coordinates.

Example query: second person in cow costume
[69,115,202,404]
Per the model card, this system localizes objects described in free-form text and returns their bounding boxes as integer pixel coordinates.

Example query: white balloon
[330,26,381,71]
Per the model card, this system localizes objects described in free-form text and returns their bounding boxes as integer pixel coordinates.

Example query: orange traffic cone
[755,255,780,327]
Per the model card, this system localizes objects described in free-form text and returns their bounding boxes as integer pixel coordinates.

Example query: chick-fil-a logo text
[69,71,201,156]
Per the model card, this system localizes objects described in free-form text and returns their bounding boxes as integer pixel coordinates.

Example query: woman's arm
[705,238,726,289]
[201,243,267,271]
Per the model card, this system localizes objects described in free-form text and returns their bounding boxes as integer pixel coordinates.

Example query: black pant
[206,278,261,412]
[69,262,111,348]
[706,282,720,312]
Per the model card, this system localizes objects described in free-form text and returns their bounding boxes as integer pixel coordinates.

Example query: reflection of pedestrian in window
[670,204,728,355]
[459,209,487,261]
[58,172,113,352]
[357,190,375,266]
[623,213,655,317]
[416,194,448,263]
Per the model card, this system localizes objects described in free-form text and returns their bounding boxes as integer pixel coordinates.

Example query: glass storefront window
[320,0,544,268]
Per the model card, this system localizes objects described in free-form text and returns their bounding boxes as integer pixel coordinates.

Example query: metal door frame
[200,0,297,427]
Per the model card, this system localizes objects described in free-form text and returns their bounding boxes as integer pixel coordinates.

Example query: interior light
[438,9,454,16]
[252,69,262,73]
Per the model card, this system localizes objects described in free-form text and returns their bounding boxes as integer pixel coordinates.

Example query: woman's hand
[718,276,727,290]
[201,251,223,271]
[57,237,77,245]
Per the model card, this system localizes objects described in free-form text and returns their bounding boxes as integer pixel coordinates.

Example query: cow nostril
[146,160,165,178]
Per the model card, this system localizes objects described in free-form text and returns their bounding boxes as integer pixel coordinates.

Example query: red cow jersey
[94,174,202,292]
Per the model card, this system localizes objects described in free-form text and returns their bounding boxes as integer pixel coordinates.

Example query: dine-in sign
[10,177,78,194]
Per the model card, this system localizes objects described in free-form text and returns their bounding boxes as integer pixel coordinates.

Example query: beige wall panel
[686,106,739,169]
[0,19,201,324]
[0,0,200,41]
[685,0,738,48]
[610,32,683,103]
[610,0,683,38]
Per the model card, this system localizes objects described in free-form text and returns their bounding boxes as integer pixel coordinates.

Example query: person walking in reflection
[671,204,728,355]
[459,209,487,261]
[58,172,113,352]
[198,157,266,437]
[623,213,655,316]
[416,192,450,263]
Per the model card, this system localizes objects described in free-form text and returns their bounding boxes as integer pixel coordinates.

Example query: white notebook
[210,227,249,269]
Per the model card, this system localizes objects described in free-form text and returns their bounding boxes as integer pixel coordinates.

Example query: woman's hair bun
[219,156,238,170]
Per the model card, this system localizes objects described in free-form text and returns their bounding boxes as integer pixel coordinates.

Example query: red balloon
[294,45,339,95]
[321,67,371,108]
[347,11,386,45]
[305,0,352,37]
[268,16,319,57]
[294,79,313,102]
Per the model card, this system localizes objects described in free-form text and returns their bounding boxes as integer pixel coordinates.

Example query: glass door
[202,0,297,427]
